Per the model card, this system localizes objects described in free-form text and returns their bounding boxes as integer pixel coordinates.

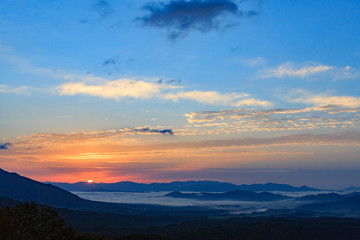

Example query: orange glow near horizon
[1,128,360,185]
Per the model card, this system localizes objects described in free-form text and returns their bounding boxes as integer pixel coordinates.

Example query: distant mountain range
[165,191,360,203]
[0,168,225,216]
[344,186,360,192]
[2,168,360,219]
[299,195,360,216]
[296,193,347,202]
[165,190,291,202]
[48,180,320,192]
[3,168,360,238]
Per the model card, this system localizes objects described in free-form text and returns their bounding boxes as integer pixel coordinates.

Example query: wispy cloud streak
[259,61,360,81]
[0,85,31,94]
[164,91,272,107]
[259,62,333,78]
[290,92,360,108]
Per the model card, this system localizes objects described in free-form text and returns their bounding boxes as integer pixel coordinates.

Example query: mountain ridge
[165,190,292,201]
[48,180,320,192]
[0,168,90,209]
[0,168,226,216]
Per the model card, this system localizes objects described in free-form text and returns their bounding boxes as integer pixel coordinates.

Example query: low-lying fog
[72,190,347,214]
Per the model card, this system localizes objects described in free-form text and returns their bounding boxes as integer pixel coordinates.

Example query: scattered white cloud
[59,79,272,108]
[295,95,360,108]
[164,91,272,107]
[2,49,272,108]
[244,57,267,67]
[232,98,272,107]
[164,91,246,105]
[0,85,31,94]
[8,126,174,150]
[259,62,333,78]
[289,90,360,108]
[183,101,360,135]
[333,65,360,81]
[258,61,360,81]
[59,79,163,100]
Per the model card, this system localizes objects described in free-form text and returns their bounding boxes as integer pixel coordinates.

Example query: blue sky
[1,0,360,188]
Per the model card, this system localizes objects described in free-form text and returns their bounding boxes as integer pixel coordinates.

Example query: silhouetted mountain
[344,186,360,191]
[49,180,319,192]
[0,196,20,207]
[237,182,318,192]
[0,169,227,216]
[0,168,90,209]
[340,195,360,207]
[49,180,240,192]
[343,192,360,197]
[298,195,360,217]
[165,190,291,201]
[296,193,346,202]
[165,191,199,198]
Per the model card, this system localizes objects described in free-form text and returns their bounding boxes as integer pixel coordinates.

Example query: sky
[1,0,360,189]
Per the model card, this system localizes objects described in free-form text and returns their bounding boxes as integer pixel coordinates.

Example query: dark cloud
[79,0,114,23]
[0,142,11,150]
[166,79,181,84]
[85,56,122,76]
[91,0,114,18]
[156,79,181,84]
[137,0,258,40]
[134,127,174,135]
[102,57,118,67]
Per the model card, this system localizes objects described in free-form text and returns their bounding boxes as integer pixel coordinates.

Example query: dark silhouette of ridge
[298,195,360,217]
[343,192,360,197]
[237,182,317,192]
[0,168,90,209]
[0,169,227,216]
[344,186,360,192]
[0,196,20,207]
[296,193,347,202]
[165,190,291,201]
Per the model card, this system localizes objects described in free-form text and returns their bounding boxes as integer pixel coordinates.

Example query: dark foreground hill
[0,168,89,209]
[0,197,206,230]
[2,200,360,240]
[0,168,225,216]
[1,169,360,239]
[49,180,319,192]
[116,217,360,240]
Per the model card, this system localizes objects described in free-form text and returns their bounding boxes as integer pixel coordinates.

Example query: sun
[87,179,93,183]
